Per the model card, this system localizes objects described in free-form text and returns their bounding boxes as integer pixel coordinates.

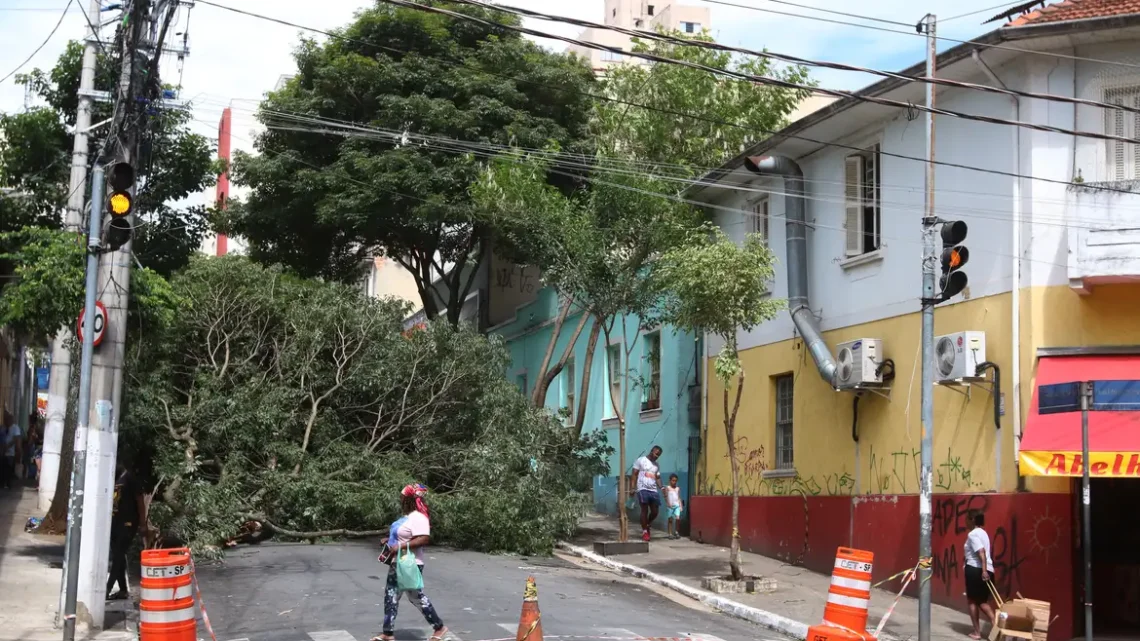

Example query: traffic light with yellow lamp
[103,162,135,252]
[937,220,969,303]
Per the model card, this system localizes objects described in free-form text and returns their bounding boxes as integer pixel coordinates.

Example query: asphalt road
[192,542,796,641]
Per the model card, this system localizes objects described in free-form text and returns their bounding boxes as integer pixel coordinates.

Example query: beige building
[361,256,422,309]
[568,0,711,73]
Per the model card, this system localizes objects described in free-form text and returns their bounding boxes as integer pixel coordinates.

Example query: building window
[647,4,655,16]
[564,357,576,422]
[751,196,769,246]
[775,374,794,470]
[605,344,622,418]
[641,331,662,412]
[601,50,624,62]
[681,21,701,33]
[1105,86,1140,181]
[844,143,881,257]
[517,372,528,395]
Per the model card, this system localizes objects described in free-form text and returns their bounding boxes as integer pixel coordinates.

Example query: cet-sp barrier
[806,547,876,641]
[139,548,197,641]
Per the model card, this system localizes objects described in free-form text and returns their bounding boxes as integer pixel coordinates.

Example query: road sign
[1039,380,1140,413]
[78,301,107,347]
[1038,382,1081,414]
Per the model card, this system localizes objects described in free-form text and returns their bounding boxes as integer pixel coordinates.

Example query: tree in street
[474,32,811,540]
[230,1,596,325]
[657,227,782,580]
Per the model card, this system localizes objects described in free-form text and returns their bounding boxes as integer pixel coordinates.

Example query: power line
[942,2,1018,23]
[0,0,75,86]
[377,0,1140,146]
[706,0,913,27]
[700,0,1140,71]
[187,0,1140,198]
[443,0,1140,119]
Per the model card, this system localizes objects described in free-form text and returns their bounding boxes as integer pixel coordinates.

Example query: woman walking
[373,483,448,641]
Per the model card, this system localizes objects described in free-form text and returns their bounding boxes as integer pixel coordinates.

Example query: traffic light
[938,220,969,303]
[103,162,135,252]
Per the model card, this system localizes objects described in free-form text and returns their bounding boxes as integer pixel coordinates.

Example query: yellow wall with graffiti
[700,283,1140,498]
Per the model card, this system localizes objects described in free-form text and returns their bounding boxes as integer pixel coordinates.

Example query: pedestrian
[1,412,23,490]
[964,511,996,639]
[664,473,683,540]
[372,483,448,641]
[107,463,147,600]
[24,415,41,481]
[630,445,662,542]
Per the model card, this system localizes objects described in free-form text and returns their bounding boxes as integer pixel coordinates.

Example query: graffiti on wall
[868,445,983,494]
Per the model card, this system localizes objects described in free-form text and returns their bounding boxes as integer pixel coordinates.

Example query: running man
[630,445,663,541]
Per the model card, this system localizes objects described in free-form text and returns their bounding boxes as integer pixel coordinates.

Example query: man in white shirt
[629,445,663,542]
[1,412,22,490]
[963,512,996,639]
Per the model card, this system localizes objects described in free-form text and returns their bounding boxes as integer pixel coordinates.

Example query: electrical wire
[942,2,1019,23]
[187,1,1140,198]
[714,0,914,28]
[74,0,111,54]
[700,0,1140,71]
[446,0,1140,118]
[376,0,1139,145]
[0,0,75,86]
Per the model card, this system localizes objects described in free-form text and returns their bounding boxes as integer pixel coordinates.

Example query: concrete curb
[556,542,810,640]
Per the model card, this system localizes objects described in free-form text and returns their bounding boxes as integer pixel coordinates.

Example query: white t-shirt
[964,527,994,572]
[388,511,431,566]
[664,486,681,507]
[3,424,21,457]
[633,456,659,493]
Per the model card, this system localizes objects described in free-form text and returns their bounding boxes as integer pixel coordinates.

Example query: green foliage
[231,2,597,323]
[123,256,609,555]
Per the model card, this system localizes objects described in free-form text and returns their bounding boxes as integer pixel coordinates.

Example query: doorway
[1083,478,1140,637]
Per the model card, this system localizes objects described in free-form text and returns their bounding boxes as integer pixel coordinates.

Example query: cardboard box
[990,602,1038,641]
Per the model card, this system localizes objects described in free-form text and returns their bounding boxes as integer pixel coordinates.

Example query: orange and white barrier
[140,548,197,641]
[807,547,876,641]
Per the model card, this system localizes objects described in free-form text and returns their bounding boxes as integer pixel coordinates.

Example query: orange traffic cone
[516,576,543,641]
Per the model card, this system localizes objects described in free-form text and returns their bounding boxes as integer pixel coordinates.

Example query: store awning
[1020,354,1140,477]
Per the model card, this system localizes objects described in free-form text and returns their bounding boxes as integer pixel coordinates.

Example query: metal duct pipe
[743,154,839,389]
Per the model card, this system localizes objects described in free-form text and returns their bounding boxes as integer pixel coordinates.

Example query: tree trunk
[573,319,603,435]
[618,419,628,542]
[39,418,74,533]
[532,295,573,406]
[533,309,588,408]
[725,369,746,581]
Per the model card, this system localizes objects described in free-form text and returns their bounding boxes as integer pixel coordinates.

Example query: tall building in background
[568,0,710,73]
[199,107,247,256]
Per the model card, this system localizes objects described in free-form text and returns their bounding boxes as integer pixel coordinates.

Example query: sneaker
[642,530,650,542]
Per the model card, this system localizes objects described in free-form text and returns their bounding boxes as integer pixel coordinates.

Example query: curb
[556,542,810,640]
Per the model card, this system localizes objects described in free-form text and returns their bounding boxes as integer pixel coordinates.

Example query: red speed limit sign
[78,301,107,347]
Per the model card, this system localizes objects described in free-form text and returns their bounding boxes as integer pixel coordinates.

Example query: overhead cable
[0,0,75,85]
[377,0,1140,145]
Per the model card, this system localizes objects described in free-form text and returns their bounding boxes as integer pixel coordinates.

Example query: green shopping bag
[395,543,423,592]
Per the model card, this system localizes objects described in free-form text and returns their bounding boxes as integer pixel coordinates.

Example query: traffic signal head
[104,218,132,253]
[106,162,135,218]
[938,220,969,302]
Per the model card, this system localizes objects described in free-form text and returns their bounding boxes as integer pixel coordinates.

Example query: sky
[0,0,1016,204]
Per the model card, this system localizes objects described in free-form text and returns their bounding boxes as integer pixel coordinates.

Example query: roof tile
[1008,0,1140,26]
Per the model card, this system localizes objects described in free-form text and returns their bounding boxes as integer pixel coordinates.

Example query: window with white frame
[774,374,794,469]
[564,357,576,423]
[751,196,770,246]
[641,331,662,412]
[605,344,622,418]
[601,50,624,63]
[1104,86,1140,181]
[681,21,701,33]
[843,143,882,257]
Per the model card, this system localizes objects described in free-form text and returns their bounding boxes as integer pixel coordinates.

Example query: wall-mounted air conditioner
[836,338,884,388]
[934,331,987,382]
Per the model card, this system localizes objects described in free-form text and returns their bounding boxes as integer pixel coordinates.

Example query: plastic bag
[395,544,423,592]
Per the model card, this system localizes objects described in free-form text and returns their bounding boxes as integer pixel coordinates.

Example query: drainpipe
[743,154,839,388]
[972,50,1022,491]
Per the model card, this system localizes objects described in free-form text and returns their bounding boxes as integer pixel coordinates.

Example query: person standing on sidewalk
[963,511,996,639]
[1,412,23,490]
[630,445,662,542]
[107,463,147,600]
[664,474,683,540]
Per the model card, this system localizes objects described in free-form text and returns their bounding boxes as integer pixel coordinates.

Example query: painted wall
[492,286,700,528]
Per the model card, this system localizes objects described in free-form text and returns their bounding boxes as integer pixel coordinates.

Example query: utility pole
[918,14,937,641]
[73,0,150,628]
[60,167,105,641]
[42,0,107,513]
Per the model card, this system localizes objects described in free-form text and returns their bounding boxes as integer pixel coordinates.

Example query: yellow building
[686,4,1140,637]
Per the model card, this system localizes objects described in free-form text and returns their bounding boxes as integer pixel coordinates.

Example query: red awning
[1020,354,1140,477]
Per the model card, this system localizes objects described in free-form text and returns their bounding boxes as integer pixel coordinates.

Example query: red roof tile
[1008,0,1140,26]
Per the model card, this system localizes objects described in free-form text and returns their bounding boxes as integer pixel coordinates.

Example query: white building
[568,0,711,74]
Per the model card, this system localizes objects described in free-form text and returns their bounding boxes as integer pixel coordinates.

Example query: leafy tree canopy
[231,1,597,323]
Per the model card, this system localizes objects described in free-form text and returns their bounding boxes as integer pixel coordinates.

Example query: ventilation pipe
[743,154,839,389]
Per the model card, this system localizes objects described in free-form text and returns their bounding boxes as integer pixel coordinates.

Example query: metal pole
[61,166,104,641]
[918,14,937,641]
[1079,381,1093,641]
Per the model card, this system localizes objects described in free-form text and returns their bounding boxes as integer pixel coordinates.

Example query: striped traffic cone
[516,577,543,641]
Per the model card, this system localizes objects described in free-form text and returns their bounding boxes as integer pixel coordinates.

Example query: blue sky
[1,0,1014,168]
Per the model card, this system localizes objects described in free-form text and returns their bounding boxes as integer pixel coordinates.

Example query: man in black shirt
[107,464,147,600]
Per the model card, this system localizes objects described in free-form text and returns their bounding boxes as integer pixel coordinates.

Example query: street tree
[656,227,782,580]
[474,32,810,540]
[230,1,596,325]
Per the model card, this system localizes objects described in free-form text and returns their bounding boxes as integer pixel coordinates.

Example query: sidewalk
[563,514,978,641]
[0,485,135,641]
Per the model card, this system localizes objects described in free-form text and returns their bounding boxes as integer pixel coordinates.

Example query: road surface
[192,542,796,641]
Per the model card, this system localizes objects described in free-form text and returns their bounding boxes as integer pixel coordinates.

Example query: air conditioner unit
[934,331,987,381]
[835,338,884,388]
